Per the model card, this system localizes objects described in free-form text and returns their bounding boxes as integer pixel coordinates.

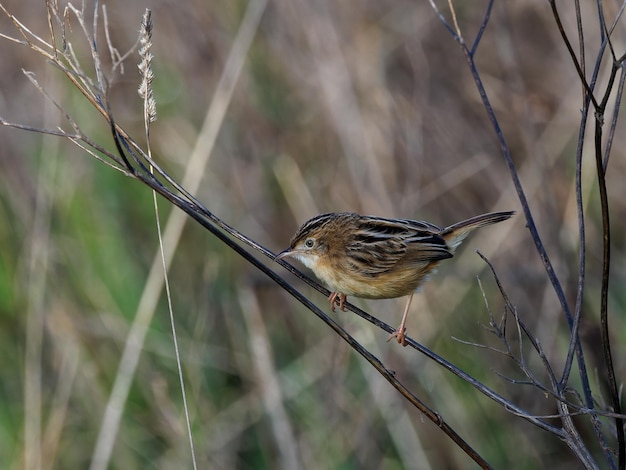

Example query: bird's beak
[274,248,294,261]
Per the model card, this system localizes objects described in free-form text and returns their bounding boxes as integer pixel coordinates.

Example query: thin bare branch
[549,1,600,109]
[470,0,494,56]
[603,67,626,170]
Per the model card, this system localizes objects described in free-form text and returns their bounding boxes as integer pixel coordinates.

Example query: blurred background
[1,0,624,468]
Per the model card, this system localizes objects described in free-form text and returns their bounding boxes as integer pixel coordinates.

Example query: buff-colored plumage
[276,211,514,345]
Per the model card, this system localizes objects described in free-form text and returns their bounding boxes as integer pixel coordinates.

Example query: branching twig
[428,1,626,468]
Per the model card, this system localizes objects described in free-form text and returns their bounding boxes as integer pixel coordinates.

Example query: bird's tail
[440,211,515,251]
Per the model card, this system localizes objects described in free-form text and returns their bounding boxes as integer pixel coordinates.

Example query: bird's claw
[387,327,408,347]
[328,292,347,311]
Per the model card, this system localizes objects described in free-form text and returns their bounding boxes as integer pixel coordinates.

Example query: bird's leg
[387,293,414,347]
[328,292,347,311]
[338,293,347,310]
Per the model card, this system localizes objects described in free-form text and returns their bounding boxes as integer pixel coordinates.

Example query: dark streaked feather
[343,215,452,276]
[289,212,351,247]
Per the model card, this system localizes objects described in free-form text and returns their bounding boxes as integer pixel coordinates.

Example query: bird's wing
[345,217,451,276]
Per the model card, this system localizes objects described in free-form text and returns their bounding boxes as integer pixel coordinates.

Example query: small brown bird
[276,211,514,346]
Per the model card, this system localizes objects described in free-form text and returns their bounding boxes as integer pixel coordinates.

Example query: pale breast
[316,258,437,299]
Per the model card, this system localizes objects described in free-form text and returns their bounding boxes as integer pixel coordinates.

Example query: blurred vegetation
[0,0,624,468]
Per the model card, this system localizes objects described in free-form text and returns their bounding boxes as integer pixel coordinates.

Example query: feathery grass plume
[137,9,156,123]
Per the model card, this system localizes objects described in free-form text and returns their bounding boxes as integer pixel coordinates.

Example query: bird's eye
[304,238,315,249]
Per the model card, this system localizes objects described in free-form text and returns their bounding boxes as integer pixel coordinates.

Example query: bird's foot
[386,327,408,347]
[328,292,347,311]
